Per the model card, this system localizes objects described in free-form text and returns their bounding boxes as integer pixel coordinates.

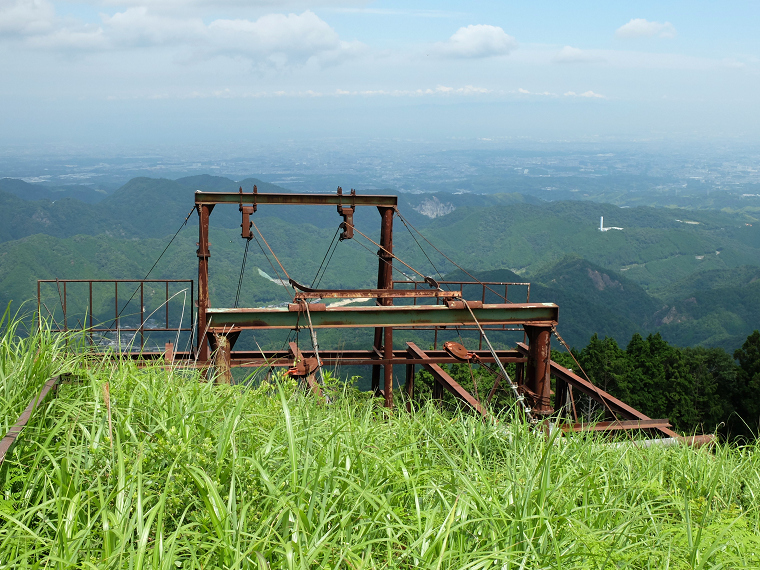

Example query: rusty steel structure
[35,185,715,443]
[193,186,560,416]
[37,279,194,352]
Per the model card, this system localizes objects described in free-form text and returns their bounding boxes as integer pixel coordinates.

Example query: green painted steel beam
[194,191,397,207]
[206,303,558,330]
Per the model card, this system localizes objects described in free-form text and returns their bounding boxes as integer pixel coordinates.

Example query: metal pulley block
[443,341,476,362]
[336,186,356,240]
[287,356,321,377]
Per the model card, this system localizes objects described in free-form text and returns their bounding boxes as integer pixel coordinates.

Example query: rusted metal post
[524,325,553,415]
[375,206,394,407]
[371,329,382,393]
[213,333,232,384]
[37,281,41,332]
[554,377,568,418]
[406,363,415,412]
[384,325,393,407]
[164,342,174,371]
[197,203,213,362]
[165,281,169,330]
[63,281,67,331]
[89,281,93,345]
[140,282,144,351]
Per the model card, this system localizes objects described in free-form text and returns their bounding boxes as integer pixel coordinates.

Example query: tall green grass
[1,318,759,569]
[0,306,82,433]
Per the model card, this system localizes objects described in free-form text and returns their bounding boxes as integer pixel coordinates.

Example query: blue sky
[1,1,758,147]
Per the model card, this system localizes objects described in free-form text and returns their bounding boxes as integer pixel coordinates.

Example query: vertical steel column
[63,282,67,331]
[379,207,395,407]
[371,206,394,404]
[197,203,213,362]
[89,281,93,346]
[405,363,415,412]
[371,329,382,393]
[37,281,41,332]
[524,325,553,415]
[554,378,569,419]
[114,282,119,351]
[140,282,144,351]
[213,333,232,384]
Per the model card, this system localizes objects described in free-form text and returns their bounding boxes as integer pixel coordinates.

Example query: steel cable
[463,301,533,422]
[234,239,251,308]
[107,205,197,332]
[249,225,293,300]
[311,227,341,288]
[395,211,511,302]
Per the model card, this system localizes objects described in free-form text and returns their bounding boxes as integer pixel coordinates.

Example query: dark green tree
[681,346,739,435]
[577,334,631,399]
[733,330,760,437]
[625,333,697,433]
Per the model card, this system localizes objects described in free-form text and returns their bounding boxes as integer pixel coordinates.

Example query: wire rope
[108,205,197,331]
[397,213,449,289]
[314,239,341,290]
[250,219,291,281]
[311,227,341,288]
[303,302,327,389]
[234,238,251,308]
[395,210,511,302]
[463,302,533,422]
[349,237,415,282]
[344,221,430,282]
[249,225,293,299]
[396,211,472,344]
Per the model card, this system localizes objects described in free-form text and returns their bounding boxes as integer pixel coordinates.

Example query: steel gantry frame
[31,184,716,442]
[194,186,559,413]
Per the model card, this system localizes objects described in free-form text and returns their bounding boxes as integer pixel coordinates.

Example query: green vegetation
[2,318,760,569]
[2,175,759,350]
[410,329,760,439]
[573,333,754,437]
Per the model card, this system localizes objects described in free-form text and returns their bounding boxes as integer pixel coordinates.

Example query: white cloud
[208,12,339,58]
[433,24,517,58]
[355,85,492,96]
[101,7,206,47]
[0,5,362,67]
[27,25,107,50]
[564,90,606,99]
[99,0,369,12]
[0,0,55,36]
[553,46,605,64]
[616,18,677,39]
[517,88,556,97]
[114,85,494,100]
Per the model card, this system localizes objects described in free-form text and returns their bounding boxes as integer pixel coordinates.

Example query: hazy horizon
[2,1,759,147]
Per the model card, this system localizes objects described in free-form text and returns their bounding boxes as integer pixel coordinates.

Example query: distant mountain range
[1,174,758,351]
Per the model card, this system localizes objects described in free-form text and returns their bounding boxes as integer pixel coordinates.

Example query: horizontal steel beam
[123,349,526,367]
[194,191,397,207]
[206,303,558,330]
[294,289,462,299]
[560,419,671,433]
[38,279,193,283]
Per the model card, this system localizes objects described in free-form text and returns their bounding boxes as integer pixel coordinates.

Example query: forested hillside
[1,175,759,351]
